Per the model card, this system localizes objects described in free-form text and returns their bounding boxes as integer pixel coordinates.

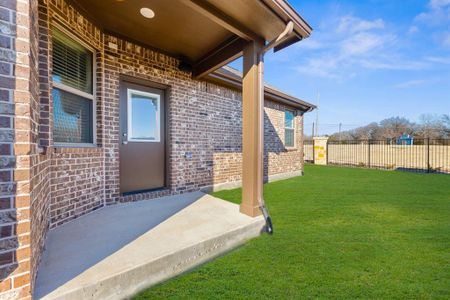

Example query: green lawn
[135,165,450,299]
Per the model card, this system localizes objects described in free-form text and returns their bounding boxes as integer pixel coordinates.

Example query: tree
[378,117,414,139]
[416,114,447,139]
[327,115,449,141]
[442,114,450,138]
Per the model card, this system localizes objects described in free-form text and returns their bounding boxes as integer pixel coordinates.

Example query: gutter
[260,0,313,52]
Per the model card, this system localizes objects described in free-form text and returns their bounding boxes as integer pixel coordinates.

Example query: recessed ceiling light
[140,7,155,19]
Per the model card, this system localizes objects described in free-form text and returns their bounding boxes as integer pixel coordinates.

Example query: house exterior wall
[0,0,305,298]
[1,0,45,298]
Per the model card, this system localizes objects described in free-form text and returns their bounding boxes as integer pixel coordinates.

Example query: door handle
[122,132,128,144]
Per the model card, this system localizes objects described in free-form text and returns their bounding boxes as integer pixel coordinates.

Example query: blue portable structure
[396,133,414,145]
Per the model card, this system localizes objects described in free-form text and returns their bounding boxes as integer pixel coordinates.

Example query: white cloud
[430,0,450,9]
[394,79,428,89]
[358,59,427,71]
[337,16,385,34]
[291,14,418,79]
[442,31,450,48]
[408,26,419,34]
[412,1,450,48]
[290,11,446,79]
[340,32,393,55]
[295,56,340,78]
[426,56,450,64]
[295,38,323,50]
[414,0,450,25]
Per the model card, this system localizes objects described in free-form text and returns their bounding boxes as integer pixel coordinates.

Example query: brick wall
[49,148,103,227]
[0,0,41,298]
[43,0,105,228]
[102,36,304,202]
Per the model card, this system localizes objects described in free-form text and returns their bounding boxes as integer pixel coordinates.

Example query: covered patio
[67,0,312,215]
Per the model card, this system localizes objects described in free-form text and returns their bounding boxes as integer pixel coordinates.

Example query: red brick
[11,260,30,277]
[15,247,30,262]
[0,278,11,292]
[14,169,30,181]
[13,273,30,288]
[15,195,30,208]
[16,222,30,235]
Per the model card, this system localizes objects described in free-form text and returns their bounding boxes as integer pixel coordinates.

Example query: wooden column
[240,40,264,217]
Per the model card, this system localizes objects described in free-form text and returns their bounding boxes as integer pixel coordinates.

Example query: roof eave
[207,68,316,112]
[260,0,313,52]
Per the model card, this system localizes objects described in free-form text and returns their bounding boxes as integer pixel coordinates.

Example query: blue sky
[230,0,450,135]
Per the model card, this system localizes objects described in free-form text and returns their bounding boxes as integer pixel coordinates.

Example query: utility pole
[338,123,342,141]
[312,122,315,138]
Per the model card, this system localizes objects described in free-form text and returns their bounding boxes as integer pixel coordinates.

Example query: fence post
[427,138,430,173]
[313,136,329,165]
[368,139,371,168]
[312,139,315,164]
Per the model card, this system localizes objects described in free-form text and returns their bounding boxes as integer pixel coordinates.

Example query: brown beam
[193,36,246,78]
[182,0,261,41]
[240,40,264,217]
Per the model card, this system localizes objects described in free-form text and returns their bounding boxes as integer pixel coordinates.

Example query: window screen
[285,110,295,147]
[53,89,93,143]
[52,27,94,144]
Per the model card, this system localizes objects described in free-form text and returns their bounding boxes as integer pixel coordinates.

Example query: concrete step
[35,192,264,300]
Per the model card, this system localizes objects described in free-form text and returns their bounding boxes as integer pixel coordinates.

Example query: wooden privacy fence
[304,138,450,174]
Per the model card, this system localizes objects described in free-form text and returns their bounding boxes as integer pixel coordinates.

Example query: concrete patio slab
[35,192,265,300]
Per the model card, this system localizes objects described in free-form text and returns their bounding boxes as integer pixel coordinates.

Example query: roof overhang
[208,67,316,112]
[69,0,312,78]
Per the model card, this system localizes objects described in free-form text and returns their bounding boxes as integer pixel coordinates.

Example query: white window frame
[285,110,296,148]
[127,89,161,143]
[52,23,97,147]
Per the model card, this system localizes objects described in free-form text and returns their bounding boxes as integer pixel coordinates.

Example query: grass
[135,165,450,299]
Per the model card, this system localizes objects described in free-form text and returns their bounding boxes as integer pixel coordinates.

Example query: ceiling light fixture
[140,7,155,19]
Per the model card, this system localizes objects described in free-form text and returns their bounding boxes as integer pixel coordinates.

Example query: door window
[127,89,160,142]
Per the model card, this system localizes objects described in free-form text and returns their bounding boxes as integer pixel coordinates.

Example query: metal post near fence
[427,138,430,173]
[312,138,315,164]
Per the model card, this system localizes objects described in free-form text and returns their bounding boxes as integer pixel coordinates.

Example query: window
[52,27,94,144]
[127,89,160,142]
[285,110,295,147]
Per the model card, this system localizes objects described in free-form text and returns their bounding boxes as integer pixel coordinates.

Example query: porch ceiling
[69,0,312,77]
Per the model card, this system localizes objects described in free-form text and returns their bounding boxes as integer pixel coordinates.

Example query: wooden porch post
[240,40,264,217]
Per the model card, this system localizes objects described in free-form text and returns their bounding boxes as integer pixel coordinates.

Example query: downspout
[258,21,295,234]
